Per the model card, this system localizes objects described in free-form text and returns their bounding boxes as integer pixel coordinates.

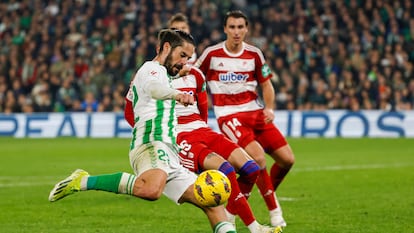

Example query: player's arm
[197,91,208,122]
[191,67,208,122]
[124,86,135,127]
[255,51,275,123]
[124,85,193,129]
[124,98,134,127]
[146,79,194,105]
[260,79,275,123]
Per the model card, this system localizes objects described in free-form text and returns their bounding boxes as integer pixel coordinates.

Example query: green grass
[1,138,413,233]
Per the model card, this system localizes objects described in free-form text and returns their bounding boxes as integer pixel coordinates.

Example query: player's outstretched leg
[49,169,89,202]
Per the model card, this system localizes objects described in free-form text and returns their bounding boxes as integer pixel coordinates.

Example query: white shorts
[129,141,196,204]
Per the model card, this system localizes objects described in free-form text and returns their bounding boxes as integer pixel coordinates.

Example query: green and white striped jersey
[126,61,178,150]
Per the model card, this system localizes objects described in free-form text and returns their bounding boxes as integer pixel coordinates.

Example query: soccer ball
[193,170,232,207]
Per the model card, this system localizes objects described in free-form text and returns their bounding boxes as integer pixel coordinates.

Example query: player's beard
[165,52,183,76]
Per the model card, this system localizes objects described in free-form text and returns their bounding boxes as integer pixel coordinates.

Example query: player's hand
[175,93,194,106]
[263,108,274,123]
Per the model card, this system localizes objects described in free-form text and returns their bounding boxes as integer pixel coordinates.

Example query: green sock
[86,172,136,195]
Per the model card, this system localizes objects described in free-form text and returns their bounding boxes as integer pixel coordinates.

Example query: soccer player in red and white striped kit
[195,10,295,227]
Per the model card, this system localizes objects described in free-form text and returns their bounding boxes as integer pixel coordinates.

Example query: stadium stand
[0,0,413,113]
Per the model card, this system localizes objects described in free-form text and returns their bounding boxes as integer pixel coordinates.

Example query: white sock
[214,221,237,233]
[247,220,260,233]
[224,208,236,224]
[80,176,88,191]
[117,173,137,194]
[270,206,282,215]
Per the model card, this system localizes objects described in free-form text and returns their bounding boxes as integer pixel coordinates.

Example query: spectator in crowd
[80,91,99,112]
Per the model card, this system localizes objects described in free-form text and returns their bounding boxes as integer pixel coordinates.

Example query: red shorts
[217,110,287,154]
[177,127,239,173]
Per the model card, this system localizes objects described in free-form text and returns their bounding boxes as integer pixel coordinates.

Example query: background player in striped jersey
[49,29,237,233]
[167,13,197,65]
[171,65,282,233]
[196,10,296,227]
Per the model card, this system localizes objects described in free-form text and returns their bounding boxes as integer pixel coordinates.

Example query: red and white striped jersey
[171,66,209,133]
[196,41,273,119]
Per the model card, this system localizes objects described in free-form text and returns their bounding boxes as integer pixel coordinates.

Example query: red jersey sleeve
[190,67,209,122]
[195,49,210,76]
[124,98,134,127]
[197,91,208,122]
[254,51,273,84]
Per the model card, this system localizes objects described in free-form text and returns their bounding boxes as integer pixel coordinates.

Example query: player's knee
[254,156,267,168]
[272,145,295,167]
[134,186,163,201]
[281,151,295,168]
[286,155,295,167]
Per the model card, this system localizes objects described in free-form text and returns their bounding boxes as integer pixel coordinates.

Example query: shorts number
[178,140,194,158]
[157,149,170,164]
[225,118,242,131]
[223,118,242,138]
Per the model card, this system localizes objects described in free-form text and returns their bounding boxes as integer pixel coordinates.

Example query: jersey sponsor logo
[218,72,249,82]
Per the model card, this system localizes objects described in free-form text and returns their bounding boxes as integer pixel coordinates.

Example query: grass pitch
[0,138,413,233]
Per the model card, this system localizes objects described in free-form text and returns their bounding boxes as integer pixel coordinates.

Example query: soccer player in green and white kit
[48,29,237,233]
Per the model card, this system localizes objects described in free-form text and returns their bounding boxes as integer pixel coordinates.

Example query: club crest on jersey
[261,64,271,77]
[219,72,249,83]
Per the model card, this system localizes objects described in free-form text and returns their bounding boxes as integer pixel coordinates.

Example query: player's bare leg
[178,184,237,233]
[131,169,168,200]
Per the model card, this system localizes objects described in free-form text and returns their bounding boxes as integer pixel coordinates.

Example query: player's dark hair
[223,10,248,27]
[167,13,189,29]
[158,29,195,53]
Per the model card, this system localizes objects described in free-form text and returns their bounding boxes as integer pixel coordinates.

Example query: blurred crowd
[0,0,413,114]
